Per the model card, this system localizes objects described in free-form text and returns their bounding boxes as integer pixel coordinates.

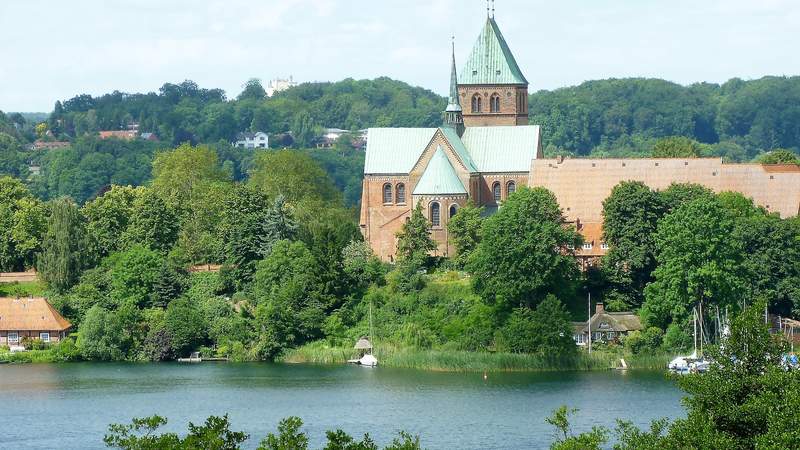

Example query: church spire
[443,37,465,136]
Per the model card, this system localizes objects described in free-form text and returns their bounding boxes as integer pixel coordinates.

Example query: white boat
[348,300,378,367]
[668,308,711,374]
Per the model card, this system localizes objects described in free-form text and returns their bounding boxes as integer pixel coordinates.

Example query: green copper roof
[461,125,540,172]
[413,146,467,195]
[459,17,527,85]
[440,127,477,173]
[446,41,462,112]
[364,128,437,174]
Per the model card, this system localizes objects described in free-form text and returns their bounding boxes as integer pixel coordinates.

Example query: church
[360,13,800,263]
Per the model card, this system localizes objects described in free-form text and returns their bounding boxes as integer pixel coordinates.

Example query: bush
[662,322,692,351]
[624,327,664,354]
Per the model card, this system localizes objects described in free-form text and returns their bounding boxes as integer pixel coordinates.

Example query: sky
[1,0,799,112]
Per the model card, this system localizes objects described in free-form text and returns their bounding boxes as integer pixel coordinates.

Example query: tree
[123,189,179,252]
[546,406,608,450]
[248,150,341,206]
[659,182,714,214]
[497,295,576,354]
[164,298,207,357]
[612,301,800,449]
[0,132,24,177]
[107,245,165,308]
[105,415,247,450]
[37,198,87,293]
[221,184,271,288]
[237,78,267,101]
[651,136,701,158]
[83,185,142,259]
[755,148,799,165]
[291,111,318,148]
[469,187,582,310]
[642,195,744,328]
[601,181,666,308]
[446,203,483,268]
[77,305,136,361]
[151,143,228,217]
[394,203,435,262]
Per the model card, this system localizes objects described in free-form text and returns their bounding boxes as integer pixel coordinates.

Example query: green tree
[659,182,714,213]
[755,148,799,165]
[77,304,137,361]
[613,301,800,449]
[105,415,247,450]
[642,195,744,328]
[237,78,267,101]
[164,298,207,357]
[469,187,582,310]
[123,189,179,252]
[151,143,228,217]
[0,132,24,177]
[37,198,87,293]
[601,181,666,308]
[83,185,142,259]
[546,406,608,450]
[107,245,165,308]
[291,111,318,148]
[497,295,576,354]
[651,136,701,158]
[446,203,483,268]
[394,203,435,262]
[249,150,341,206]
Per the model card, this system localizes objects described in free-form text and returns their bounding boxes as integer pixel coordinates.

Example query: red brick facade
[458,84,528,127]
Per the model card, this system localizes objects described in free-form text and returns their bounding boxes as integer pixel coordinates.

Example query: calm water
[0,363,684,449]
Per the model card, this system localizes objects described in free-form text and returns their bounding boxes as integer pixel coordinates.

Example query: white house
[233,132,269,149]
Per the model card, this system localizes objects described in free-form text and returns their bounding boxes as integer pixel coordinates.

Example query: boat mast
[369,298,374,355]
[693,307,698,357]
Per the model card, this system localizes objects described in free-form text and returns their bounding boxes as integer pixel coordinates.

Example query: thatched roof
[354,337,373,350]
[0,297,71,331]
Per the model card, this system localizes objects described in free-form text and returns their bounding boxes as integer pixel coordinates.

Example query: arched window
[383,183,393,204]
[490,93,501,113]
[471,94,482,113]
[507,181,516,196]
[492,182,501,203]
[395,183,406,204]
[449,204,458,218]
[430,202,441,227]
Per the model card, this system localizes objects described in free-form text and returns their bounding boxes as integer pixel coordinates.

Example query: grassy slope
[0,281,46,297]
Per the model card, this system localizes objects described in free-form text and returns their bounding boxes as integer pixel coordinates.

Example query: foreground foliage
[104,415,421,450]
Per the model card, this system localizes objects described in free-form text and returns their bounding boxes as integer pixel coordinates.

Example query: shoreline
[1,343,672,372]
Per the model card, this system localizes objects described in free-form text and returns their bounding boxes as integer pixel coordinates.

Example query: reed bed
[280,342,645,372]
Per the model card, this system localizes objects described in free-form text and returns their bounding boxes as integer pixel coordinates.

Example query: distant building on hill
[140,132,159,142]
[266,76,298,97]
[31,140,70,150]
[572,304,642,346]
[0,297,72,347]
[98,130,137,140]
[233,131,269,149]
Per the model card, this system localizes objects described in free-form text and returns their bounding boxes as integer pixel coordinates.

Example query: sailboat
[668,307,710,374]
[348,299,378,367]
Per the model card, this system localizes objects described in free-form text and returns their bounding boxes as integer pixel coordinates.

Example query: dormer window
[583,242,593,250]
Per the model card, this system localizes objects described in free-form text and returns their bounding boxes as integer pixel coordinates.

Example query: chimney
[595,303,605,315]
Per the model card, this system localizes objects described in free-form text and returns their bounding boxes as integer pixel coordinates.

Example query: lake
[0,363,684,449]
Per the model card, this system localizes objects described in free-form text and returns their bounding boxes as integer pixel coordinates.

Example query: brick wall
[458,85,528,127]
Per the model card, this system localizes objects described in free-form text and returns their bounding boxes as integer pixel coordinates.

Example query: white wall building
[266,76,299,97]
[233,131,269,149]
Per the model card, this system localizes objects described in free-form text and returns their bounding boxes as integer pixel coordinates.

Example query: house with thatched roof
[0,297,71,347]
[572,303,642,346]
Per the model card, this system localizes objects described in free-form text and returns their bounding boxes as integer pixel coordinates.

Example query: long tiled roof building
[360,12,800,262]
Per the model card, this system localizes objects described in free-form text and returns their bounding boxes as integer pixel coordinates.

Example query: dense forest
[530,76,800,159]
[2,75,800,207]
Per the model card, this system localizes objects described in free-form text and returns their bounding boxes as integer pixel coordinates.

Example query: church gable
[413,146,468,195]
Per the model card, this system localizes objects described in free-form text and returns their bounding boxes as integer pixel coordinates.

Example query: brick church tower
[458,15,529,127]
